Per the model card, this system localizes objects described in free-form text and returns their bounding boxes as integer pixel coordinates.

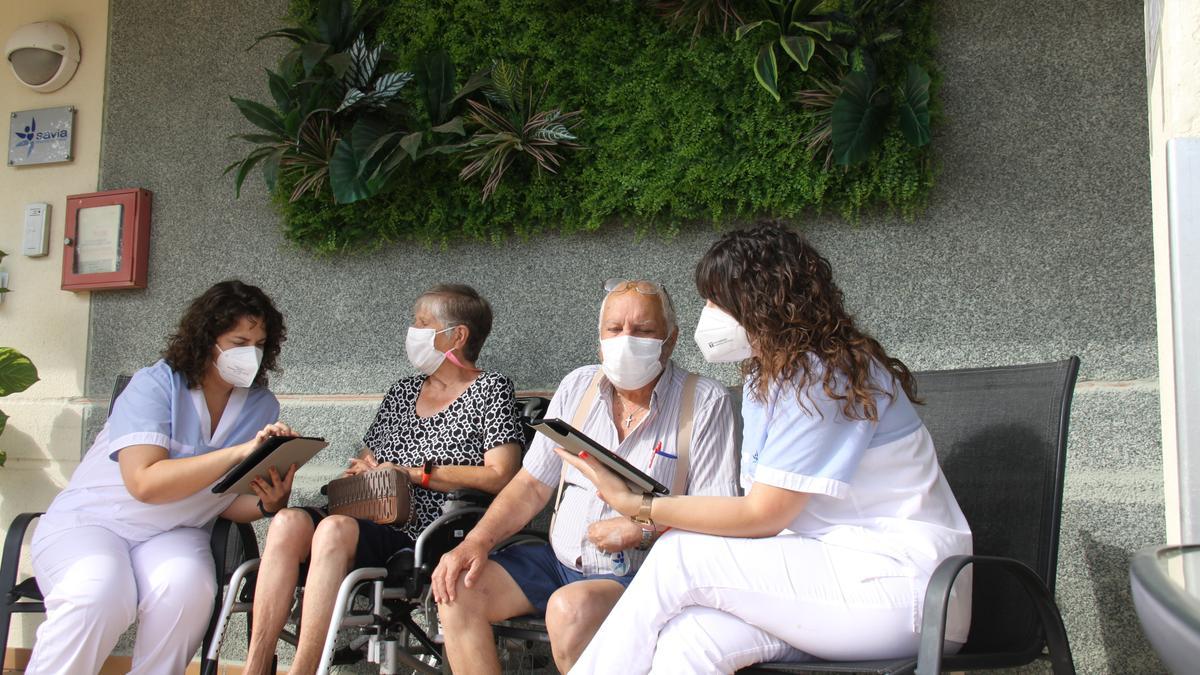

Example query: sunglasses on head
[603,278,666,296]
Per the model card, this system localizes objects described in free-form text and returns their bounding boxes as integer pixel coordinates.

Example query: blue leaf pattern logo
[14,117,37,157]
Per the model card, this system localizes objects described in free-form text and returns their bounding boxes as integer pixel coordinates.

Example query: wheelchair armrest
[914,554,1075,675]
[443,489,493,509]
[2,512,43,594]
[209,517,260,587]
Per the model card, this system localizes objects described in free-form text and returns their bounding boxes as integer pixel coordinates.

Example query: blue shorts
[490,542,635,614]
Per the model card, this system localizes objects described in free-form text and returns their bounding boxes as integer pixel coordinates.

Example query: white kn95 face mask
[215,345,264,388]
[600,335,665,390]
[693,305,753,363]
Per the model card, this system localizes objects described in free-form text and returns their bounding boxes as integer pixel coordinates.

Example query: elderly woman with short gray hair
[243,284,525,675]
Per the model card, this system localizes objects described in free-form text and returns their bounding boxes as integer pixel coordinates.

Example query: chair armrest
[1,512,43,594]
[914,554,1075,675]
[443,489,493,509]
[209,517,260,586]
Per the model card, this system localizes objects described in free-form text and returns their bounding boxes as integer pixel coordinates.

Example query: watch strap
[257,499,277,518]
[631,493,654,527]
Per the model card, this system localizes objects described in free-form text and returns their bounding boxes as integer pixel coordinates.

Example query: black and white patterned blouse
[362,371,524,539]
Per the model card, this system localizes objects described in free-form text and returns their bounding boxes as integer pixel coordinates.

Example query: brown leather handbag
[325,467,412,525]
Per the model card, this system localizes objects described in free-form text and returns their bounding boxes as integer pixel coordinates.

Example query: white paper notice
[75,204,124,274]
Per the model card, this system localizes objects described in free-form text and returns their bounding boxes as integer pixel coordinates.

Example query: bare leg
[244,508,315,675]
[545,580,625,673]
[439,561,537,675]
[288,515,359,674]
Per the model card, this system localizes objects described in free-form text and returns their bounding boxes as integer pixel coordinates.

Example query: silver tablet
[212,436,327,495]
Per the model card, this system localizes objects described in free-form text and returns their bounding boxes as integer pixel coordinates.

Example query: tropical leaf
[230,97,284,135]
[431,118,466,136]
[338,88,366,112]
[266,69,292,111]
[227,147,274,197]
[735,20,769,41]
[372,71,413,101]
[450,68,492,107]
[347,34,379,89]
[533,122,577,143]
[487,61,524,112]
[818,40,849,66]
[0,348,39,397]
[753,43,780,101]
[399,132,424,160]
[248,27,312,51]
[329,119,390,203]
[779,34,815,70]
[300,42,330,75]
[315,0,354,48]
[325,52,352,78]
[831,70,889,165]
[793,20,832,40]
[897,62,931,147]
[419,49,457,125]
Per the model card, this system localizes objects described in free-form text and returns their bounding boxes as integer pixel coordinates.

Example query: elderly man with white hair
[432,278,739,674]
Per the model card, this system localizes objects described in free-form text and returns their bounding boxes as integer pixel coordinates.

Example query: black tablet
[211,435,327,494]
[531,418,669,495]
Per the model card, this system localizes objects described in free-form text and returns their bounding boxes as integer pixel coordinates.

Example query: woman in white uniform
[26,280,298,675]
[560,223,973,673]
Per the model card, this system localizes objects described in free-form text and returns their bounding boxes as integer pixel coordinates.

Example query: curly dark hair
[694,222,919,421]
[162,280,286,388]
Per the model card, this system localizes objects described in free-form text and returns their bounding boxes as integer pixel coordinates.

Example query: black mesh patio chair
[742,356,1080,675]
[0,375,259,667]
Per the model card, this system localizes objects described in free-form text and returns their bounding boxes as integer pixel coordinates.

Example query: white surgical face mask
[600,335,665,390]
[693,305,753,363]
[215,344,264,388]
[406,326,456,375]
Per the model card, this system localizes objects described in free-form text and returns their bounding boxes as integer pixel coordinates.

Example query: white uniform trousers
[571,530,936,674]
[26,525,218,675]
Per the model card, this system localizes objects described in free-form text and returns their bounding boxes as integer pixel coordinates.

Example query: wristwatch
[635,527,654,551]
[257,499,277,518]
[630,493,654,528]
[421,459,435,488]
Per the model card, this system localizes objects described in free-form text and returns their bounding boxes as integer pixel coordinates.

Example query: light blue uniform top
[740,359,922,499]
[35,359,280,543]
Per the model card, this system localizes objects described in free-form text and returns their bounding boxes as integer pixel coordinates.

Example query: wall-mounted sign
[8,106,74,167]
[62,188,152,292]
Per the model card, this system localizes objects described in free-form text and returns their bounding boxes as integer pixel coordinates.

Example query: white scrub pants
[26,525,217,675]
[571,530,936,675]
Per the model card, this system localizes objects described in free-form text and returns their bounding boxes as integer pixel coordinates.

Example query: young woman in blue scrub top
[560,223,973,673]
[26,280,297,675]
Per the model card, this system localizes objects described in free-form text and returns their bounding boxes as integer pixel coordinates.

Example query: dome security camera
[5,21,80,93]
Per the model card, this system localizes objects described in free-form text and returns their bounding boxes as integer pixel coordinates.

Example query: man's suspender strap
[550,370,702,532]
[550,369,605,535]
[672,373,699,496]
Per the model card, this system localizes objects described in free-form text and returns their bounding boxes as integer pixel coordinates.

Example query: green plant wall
[277,0,938,252]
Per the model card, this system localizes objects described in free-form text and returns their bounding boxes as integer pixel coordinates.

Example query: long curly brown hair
[162,280,286,388]
[694,223,919,421]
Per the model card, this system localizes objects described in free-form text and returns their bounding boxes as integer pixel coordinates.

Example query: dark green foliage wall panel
[280,0,936,251]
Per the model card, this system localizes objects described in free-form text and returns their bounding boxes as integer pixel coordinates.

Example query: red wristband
[421,459,434,488]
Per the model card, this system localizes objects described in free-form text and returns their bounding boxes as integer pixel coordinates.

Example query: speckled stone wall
[86,0,1161,671]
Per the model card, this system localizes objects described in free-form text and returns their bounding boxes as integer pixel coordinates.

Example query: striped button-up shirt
[524,361,739,575]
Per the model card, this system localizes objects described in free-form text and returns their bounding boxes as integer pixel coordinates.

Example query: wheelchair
[201,396,551,675]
